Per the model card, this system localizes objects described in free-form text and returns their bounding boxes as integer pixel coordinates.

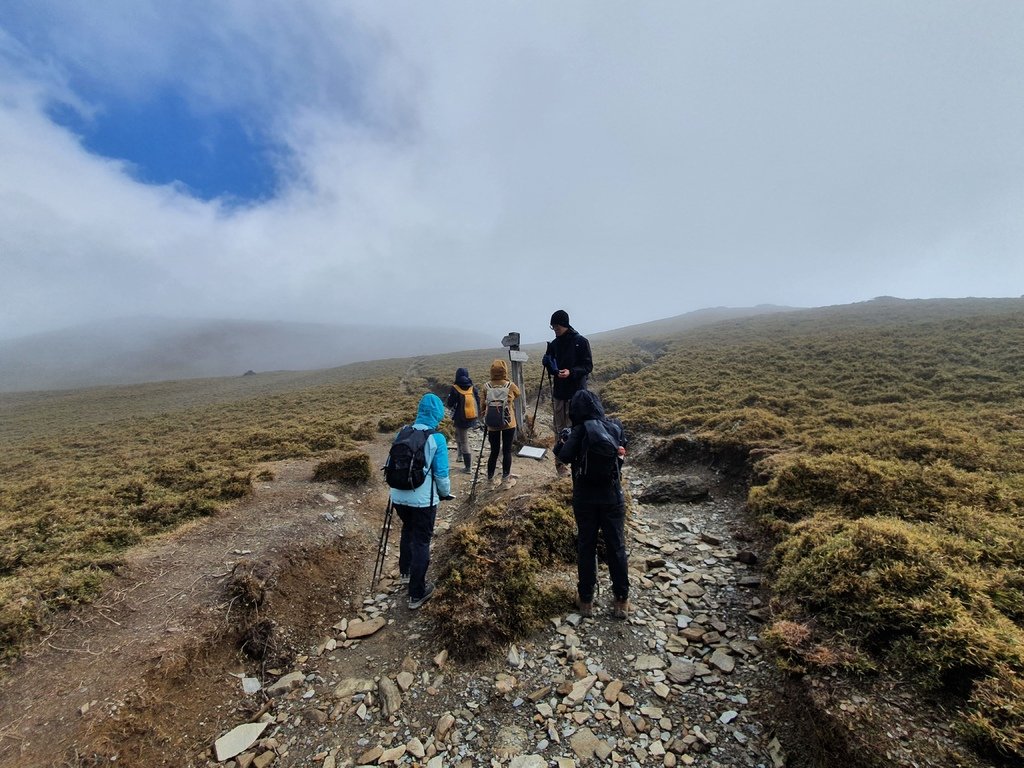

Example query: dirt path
[0,421,782,768]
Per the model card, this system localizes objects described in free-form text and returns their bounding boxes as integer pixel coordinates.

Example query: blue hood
[416,393,446,428]
[455,368,472,387]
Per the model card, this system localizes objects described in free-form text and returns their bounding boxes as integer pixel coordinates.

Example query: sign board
[508,350,529,362]
[501,332,521,348]
[517,445,547,460]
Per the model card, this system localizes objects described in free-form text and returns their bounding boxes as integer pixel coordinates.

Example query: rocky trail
[0,421,788,768]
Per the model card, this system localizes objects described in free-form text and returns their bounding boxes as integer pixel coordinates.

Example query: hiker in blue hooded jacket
[554,389,630,620]
[390,393,451,609]
[542,309,593,476]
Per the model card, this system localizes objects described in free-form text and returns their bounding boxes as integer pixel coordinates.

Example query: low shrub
[430,482,576,660]
[311,451,372,484]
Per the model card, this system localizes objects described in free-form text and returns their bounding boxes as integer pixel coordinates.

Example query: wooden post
[501,332,527,442]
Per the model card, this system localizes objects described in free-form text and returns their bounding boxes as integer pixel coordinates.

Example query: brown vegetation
[2,297,1022,761]
[430,480,577,660]
[603,297,1024,761]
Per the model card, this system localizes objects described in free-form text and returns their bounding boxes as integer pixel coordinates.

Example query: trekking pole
[468,425,488,502]
[529,367,547,440]
[371,499,394,589]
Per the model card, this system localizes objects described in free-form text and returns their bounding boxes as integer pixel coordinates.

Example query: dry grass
[3,297,1023,760]
[603,297,1024,761]
[0,359,419,661]
[428,480,577,660]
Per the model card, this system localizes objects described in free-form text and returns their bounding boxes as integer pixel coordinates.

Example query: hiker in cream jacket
[479,358,521,489]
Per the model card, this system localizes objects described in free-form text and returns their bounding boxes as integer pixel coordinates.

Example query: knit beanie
[550,309,570,328]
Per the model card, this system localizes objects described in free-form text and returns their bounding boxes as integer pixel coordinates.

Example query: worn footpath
[202,449,786,768]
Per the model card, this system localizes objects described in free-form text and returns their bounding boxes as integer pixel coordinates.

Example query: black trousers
[487,427,515,478]
[394,503,437,600]
[574,499,629,602]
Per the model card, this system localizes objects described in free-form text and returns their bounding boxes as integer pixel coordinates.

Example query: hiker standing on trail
[542,310,593,476]
[554,389,630,620]
[480,358,521,489]
[445,367,479,474]
[389,393,450,609]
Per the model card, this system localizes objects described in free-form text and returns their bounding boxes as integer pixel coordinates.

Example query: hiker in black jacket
[542,309,593,476]
[554,389,630,620]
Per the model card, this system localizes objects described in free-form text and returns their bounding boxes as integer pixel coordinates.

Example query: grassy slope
[1,297,1022,759]
[602,297,1024,760]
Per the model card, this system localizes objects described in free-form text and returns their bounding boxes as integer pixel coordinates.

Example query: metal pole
[372,499,394,589]
[529,367,547,439]
[468,425,488,502]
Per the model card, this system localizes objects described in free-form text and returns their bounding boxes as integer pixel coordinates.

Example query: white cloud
[1,1,1023,343]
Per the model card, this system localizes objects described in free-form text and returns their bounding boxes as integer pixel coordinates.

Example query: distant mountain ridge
[6,299,1011,394]
[588,304,797,341]
[0,317,493,393]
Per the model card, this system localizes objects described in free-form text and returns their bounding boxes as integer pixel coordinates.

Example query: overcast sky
[1,2,1022,344]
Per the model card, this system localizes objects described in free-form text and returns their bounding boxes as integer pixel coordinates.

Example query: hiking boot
[556,463,569,478]
[612,598,630,620]
[461,466,472,474]
[576,597,594,619]
[408,582,435,610]
[400,573,410,586]
[500,475,517,489]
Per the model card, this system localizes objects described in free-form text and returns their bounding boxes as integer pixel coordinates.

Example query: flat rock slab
[379,677,402,716]
[509,757,547,768]
[347,617,386,638]
[641,476,711,504]
[214,721,269,761]
[569,727,603,759]
[265,671,305,698]
[333,677,375,699]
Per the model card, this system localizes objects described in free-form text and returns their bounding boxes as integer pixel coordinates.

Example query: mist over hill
[4,300,1011,394]
[0,317,493,393]
[588,304,797,341]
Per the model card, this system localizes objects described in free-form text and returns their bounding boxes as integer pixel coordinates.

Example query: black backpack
[383,426,436,490]
[578,419,621,485]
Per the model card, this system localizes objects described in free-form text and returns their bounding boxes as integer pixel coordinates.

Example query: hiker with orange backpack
[445,367,479,474]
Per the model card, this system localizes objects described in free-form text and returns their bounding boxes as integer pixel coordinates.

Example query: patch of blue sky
[47,87,287,204]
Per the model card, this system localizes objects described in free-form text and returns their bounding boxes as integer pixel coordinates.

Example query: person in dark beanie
[445,367,479,474]
[542,309,593,476]
[554,388,630,619]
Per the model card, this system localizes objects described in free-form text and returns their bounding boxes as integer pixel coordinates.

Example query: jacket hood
[569,389,605,424]
[455,367,472,387]
[489,358,510,381]
[416,393,446,428]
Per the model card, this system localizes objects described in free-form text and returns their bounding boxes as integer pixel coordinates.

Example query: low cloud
[1,1,1022,343]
